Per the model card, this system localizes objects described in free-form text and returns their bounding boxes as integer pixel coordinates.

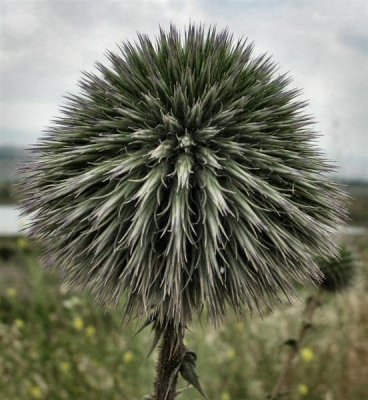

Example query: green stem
[153,322,185,400]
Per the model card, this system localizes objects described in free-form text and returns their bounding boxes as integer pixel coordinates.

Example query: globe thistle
[21,24,346,331]
[319,246,357,292]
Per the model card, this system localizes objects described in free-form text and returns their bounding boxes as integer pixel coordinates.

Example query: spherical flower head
[21,24,346,329]
[319,245,356,292]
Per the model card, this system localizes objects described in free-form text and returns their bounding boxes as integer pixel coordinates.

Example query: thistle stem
[153,322,186,400]
[270,289,323,400]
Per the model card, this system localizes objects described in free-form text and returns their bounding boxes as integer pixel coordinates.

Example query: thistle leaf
[180,351,208,399]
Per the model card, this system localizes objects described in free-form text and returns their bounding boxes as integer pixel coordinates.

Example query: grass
[0,231,367,400]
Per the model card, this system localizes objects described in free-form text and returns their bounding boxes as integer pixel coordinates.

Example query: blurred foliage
[0,231,367,400]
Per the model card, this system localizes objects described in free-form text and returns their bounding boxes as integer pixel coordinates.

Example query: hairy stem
[153,322,186,400]
[270,289,323,400]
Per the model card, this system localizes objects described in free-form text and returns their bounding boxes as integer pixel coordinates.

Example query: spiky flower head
[319,246,357,292]
[21,24,346,328]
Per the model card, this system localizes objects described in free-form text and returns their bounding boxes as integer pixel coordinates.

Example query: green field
[0,189,367,400]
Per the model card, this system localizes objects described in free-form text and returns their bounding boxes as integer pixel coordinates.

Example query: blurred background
[0,1,367,399]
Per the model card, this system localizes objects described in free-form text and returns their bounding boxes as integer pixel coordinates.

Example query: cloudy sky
[1,0,367,179]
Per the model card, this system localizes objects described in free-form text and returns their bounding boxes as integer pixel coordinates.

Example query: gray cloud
[341,31,368,54]
[1,0,367,179]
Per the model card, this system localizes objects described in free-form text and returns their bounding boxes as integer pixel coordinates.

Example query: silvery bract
[22,25,346,329]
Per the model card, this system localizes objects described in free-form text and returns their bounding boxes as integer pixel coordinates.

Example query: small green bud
[319,245,357,293]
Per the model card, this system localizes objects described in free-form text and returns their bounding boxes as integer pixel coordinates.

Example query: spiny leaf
[180,351,208,399]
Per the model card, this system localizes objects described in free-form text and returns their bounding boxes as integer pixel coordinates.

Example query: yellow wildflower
[297,384,309,396]
[301,347,315,362]
[29,385,43,399]
[85,325,96,338]
[72,317,84,331]
[60,361,71,374]
[123,350,135,364]
[6,287,17,298]
[14,319,24,329]
[221,392,231,400]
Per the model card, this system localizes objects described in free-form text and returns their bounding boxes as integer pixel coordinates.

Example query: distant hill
[0,146,31,181]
